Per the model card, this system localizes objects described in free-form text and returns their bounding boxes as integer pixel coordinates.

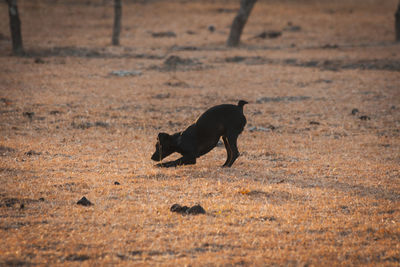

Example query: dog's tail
[237,100,248,108]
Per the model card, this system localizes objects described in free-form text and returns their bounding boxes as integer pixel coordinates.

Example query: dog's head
[151,132,175,161]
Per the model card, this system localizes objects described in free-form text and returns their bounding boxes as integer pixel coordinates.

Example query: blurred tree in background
[5,0,24,55]
[112,0,122,45]
[396,0,400,41]
[227,0,257,47]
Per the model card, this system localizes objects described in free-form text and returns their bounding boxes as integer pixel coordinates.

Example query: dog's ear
[158,132,170,142]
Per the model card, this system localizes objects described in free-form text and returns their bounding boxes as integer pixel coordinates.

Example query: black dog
[151,100,248,167]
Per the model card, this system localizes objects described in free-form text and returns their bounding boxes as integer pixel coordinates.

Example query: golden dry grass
[0,0,399,266]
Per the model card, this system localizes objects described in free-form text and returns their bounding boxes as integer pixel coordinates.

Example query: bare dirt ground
[0,0,399,265]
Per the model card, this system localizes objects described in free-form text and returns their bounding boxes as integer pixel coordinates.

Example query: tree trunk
[396,0,400,42]
[112,0,122,46]
[227,0,257,47]
[6,0,24,55]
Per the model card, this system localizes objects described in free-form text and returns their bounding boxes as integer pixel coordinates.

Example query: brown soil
[1,0,399,266]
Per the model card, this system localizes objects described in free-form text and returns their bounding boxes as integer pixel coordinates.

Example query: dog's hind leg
[222,136,232,167]
[225,132,240,167]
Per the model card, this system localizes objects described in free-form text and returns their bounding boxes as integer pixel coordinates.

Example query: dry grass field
[1,0,399,265]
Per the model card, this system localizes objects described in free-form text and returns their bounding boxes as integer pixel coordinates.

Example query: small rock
[77,196,93,206]
[114,181,120,185]
[359,115,370,121]
[225,56,246,63]
[49,110,62,115]
[170,204,205,215]
[170,204,189,214]
[187,204,206,215]
[38,197,45,201]
[208,25,216,32]
[22,111,35,119]
[351,108,359,115]
[309,121,320,125]
[151,31,176,38]
[322,44,339,49]
[20,204,25,209]
[34,58,45,64]
[94,121,109,128]
[153,93,170,99]
[253,30,281,39]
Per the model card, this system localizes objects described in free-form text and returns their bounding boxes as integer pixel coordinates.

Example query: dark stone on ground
[170,204,206,215]
[49,110,62,115]
[65,254,90,262]
[114,181,120,185]
[170,204,189,214]
[359,115,371,120]
[253,30,281,39]
[77,197,93,206]
[34,58,45,64]
[22,112,34,119]
[225,56,246,63]
[94,121,110,128]
[322,44,339,49]
[351,108,359,115]
[309,121,320,125]
[151,31,176,38]
[187,204,206,215]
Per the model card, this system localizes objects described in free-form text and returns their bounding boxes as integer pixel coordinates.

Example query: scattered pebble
[359,115,371,120]
[351,108,359,115]
[208,25,216,32]
[309,121,320,125]
[114,181,120,185]
[252,30,281,39]
[49,110,62,115]
[22,111,35,119]
[34,58,45,64]
[170,204,205,215]
[187,205,206,215]
[322,44,339,49]
[153,93,170,99]
[77,197,93,206]
[151,31,176,38]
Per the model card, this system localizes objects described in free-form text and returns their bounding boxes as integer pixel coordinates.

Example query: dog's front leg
[156,155,196,168]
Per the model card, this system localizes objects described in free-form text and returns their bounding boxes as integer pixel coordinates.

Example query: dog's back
[196,102,247,136]
[194,101,247,157]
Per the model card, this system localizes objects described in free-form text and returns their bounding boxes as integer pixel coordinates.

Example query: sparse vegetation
[0,0,399,266]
